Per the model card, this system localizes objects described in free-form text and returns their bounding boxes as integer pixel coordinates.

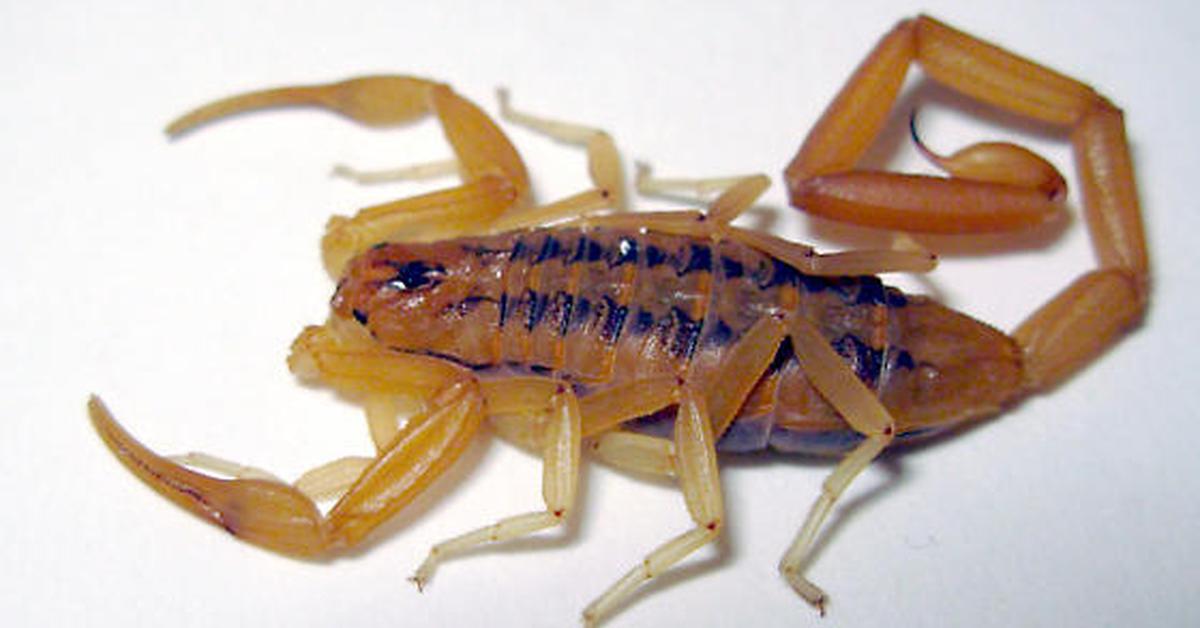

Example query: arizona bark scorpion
[90,15,1146,625]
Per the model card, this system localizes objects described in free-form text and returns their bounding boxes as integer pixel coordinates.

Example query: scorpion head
[331,241,500,362]
[879,296,1026,432]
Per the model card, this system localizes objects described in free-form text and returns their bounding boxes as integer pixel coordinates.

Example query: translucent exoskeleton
[90,15,1145,626]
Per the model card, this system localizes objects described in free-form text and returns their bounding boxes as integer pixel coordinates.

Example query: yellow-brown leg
[409,369,714,603]
[165,451,284,483]
[586,314,788,477]
[630,165,938,275]
[588,431,678,478]
[579,206,936,276]
[332,158,461,185]
[164,451,375,504]
[409,379,583,588]
[777,314,897,613]
[593,306,904,616]
[579,314,796,625]
[633,162,768,222]
[582,386,723,627]
[587,289,901,616]
[481,88,628,232]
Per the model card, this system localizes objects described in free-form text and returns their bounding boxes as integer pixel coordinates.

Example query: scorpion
[89,15,1146,626]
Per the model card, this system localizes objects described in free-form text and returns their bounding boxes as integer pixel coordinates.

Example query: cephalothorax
[90,15,1146,626]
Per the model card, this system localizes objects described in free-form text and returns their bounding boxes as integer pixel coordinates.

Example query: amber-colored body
[338,228,1021,455]
[90,15,1146,627]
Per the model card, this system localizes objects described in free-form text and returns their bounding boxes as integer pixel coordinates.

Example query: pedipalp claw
[88,396,333,557]
[165,76,446,137]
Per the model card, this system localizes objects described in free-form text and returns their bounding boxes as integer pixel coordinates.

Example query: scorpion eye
[384,260,445,292]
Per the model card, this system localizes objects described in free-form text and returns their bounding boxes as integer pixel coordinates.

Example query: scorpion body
[90,15,1146,626]
[339,227,1022,457]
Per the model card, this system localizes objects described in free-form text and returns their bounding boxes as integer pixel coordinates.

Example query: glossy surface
[336,227,1022,455]
[10,3,1198,628]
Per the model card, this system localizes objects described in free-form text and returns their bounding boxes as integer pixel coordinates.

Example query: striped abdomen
[332,227,1020,455]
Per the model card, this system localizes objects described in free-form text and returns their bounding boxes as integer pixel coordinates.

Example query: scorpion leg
[482,88,628,232]
[164,444,377,504]
[727,225,938,276]
[408,372,692,594]
[778,314,898,613]
[702,314,790,435]
[332,158,460,185]
[589,431,678,477]
[479,376,563,447]
[166,76,533,276]
[634,163,770,225]
[581,315,789,624]
[589,314,787,476]
[577,375,682,437]
[582,386,723,627]
[588,315,787,476]
[165,451,284,483]
[292,456,375,502]
[409,379,582,589]
[578,309,896,615]
[632,165,938,275]
[168,450,376,507]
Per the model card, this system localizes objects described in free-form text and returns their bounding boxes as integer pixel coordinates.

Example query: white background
[5,1,1198,627]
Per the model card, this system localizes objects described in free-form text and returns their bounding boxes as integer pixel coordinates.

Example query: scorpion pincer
[90,15,1146,626]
